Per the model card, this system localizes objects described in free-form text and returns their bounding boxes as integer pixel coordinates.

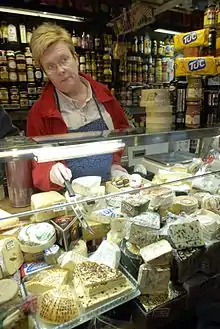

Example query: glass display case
[1,127,220,329]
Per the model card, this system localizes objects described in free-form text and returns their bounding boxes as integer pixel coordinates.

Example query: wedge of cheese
[0,238,24,276]
[0,210,19,231]
[31,192,66,222]
[26,268,68,294]
[140,240,172,266]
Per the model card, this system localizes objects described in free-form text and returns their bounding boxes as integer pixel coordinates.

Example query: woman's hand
[49,162,72,186]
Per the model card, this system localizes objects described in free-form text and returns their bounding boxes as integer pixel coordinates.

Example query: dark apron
[55,90,112,181]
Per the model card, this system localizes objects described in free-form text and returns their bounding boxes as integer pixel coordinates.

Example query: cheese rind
[38,285,79,324]
[0,238,24,276]
[0,210,19,230]
[140,240,172,266]
[168,218,204,250]
[138,263,170,295]
[31,191,66,222]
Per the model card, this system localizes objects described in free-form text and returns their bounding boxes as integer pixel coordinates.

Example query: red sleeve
[107,98,130,165]
[27,104,62,192]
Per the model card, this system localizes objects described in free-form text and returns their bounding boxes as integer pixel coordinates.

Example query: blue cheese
[128,223,159,248]
[168,218,204,250]
[121,195,150,217]
[133,211,161,230]
[140,240,172,266]
[138,263,170,295]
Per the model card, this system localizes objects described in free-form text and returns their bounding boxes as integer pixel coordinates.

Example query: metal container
[5,159,33,207]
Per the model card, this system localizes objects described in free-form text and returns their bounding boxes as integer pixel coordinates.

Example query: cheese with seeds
[74,261,127,297]
[26,268,68,294]
[38,285,78,324]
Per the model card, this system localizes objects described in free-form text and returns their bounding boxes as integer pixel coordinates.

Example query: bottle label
[8,25,17,42]
[186,114,200,127]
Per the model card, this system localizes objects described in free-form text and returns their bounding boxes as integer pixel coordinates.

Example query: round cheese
[38,285,78,324]
[172,196,198,215]
[0,279,18,305]
[18,223,56,253]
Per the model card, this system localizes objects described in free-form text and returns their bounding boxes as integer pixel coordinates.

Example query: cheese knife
[62,174,94,235]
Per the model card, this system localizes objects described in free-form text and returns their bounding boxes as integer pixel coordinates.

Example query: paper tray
[22,265,140,329]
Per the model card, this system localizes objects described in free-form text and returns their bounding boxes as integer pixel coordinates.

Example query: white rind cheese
[140,240,172,266]
[138,263,170,295]
[59,251,88,271]
[168,218,204,250]
[86,208,122,224]
[18,223,56,253]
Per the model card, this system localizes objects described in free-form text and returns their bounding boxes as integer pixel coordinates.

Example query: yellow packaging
[175,57,216,77]
[216,36,220,50]
[216,57,220,74]
[174,29,209,51]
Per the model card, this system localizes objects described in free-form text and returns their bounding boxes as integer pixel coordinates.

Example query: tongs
[62,175,94,235]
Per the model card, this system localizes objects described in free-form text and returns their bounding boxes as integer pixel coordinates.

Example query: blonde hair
[30,23,75,66]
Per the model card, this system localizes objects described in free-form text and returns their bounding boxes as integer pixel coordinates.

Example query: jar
[185,102,201,128]
[28,83,36,95]
[10,86,19,104]
[34,66,43,83]
[25,47,33,66]
[20,91,28,108]
[37,87,43,96]
[79,63,86,72]
[18,71,27,82]
[186,76,203,102]
[103,53,111,67]
[28,95,36,107]
[158,41,164,56]
[15,52,26,71]
[208,28,216,56]
[79,55,85,64]
[27,66,35,82]
[0,50,8,81]
[0,87,9,104]
[204,4,216,28]
[7,50,16,70]
[103,68,112,83]
[9,70,18,82]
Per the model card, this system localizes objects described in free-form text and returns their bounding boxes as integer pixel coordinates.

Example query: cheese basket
[22,264,140,329]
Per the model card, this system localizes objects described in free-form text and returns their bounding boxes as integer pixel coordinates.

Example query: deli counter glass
[1,127,220,329]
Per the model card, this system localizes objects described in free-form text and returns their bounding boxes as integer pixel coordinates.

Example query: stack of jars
[140,88,173,132]
[185,76,203,129]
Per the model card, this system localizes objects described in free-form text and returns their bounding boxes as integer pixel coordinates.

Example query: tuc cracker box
[175,57,216,77]
[174,29,209,51]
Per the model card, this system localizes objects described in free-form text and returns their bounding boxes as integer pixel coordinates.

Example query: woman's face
[41,41,80,94]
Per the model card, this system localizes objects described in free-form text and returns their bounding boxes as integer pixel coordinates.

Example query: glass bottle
[1,21,8,43]
[8,24,17,43]
[19,24,27,43]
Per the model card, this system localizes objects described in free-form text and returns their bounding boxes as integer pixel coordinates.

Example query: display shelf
[22,265,140,329]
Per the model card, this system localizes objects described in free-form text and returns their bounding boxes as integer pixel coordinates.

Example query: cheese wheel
[38,285,78,324]
[172,196,198,214]
[0,279,18,305]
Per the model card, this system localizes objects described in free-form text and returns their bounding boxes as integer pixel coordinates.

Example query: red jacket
[27,73,129,192]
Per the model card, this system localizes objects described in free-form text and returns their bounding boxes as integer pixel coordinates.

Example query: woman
[27,23,129,192]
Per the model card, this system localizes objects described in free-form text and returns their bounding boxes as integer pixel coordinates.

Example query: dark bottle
[176,80,187,129]
[138,36,144,54]
[208,28,216,56]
